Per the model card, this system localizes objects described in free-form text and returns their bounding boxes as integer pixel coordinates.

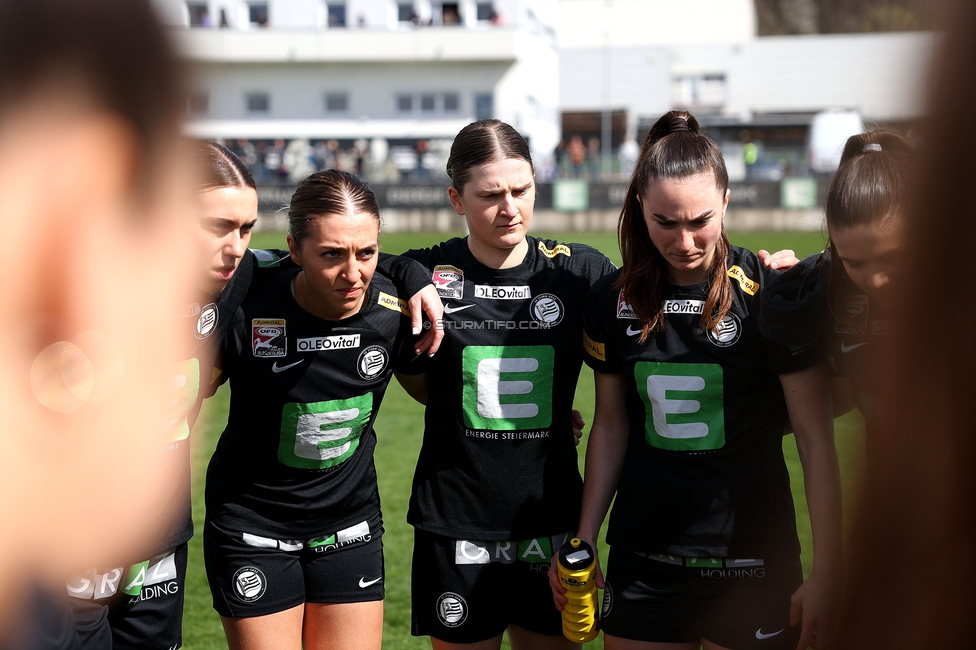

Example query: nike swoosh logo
[626,325,642,337]
[359,576,382,588]
[840,341,868,353]
[755,629,783,640]
[272,360,304,373]
[444,303,474,314]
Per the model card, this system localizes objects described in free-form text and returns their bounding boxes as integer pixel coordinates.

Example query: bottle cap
[558,538,594,569]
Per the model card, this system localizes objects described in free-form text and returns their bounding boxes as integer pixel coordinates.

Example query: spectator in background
[264,139,286,181]
[232,139,258,169]
[443,5,461,25]
[587,136,601,181]
[618,133,639,180]
[567,134,585,178]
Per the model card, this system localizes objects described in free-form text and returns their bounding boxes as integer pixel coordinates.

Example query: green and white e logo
[635,362,725,451]
[461,346,554,430]
[278,393,372,469]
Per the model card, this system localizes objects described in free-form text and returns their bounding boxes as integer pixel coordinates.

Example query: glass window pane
[246,93,270,113]
[249,3,269,26]
[474,93,493,120]
[327,3,346,27]
[325,93,348,112]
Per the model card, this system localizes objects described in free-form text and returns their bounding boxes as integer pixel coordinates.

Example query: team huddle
[65,112,907,650]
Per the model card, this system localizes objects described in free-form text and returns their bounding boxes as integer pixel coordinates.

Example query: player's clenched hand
[549,542,604,611]
[758,248,799,270]
[571,409,585,446]
[790,571,839,650]
[408,284,444,356]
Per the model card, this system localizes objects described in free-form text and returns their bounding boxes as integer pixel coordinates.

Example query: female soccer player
[553,111,841,650]
[397,120,617,650]
[203,169,429,650]
[759,130,914,417]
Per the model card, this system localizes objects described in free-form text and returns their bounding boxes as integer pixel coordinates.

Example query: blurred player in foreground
[0,0,196,646]
[831,0,976,647]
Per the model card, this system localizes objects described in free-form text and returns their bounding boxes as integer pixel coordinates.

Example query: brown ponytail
[616,110,732,342]
[826,130,915,319]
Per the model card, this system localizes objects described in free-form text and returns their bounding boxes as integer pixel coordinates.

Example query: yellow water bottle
[557,537,599,643]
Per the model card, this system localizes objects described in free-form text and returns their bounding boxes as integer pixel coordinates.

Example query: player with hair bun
[397,119,616,650]
[202,169,434,650]
[553,110,842,650]
[759,129,915,417]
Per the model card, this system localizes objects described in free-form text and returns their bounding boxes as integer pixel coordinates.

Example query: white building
[557,1,933,145]
[155,0,561,161]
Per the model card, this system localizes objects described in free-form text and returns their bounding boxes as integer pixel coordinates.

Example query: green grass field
[183,230,864,649]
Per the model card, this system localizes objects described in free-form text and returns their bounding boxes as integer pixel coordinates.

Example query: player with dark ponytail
[554,110,842,650]
[760,130,914,417]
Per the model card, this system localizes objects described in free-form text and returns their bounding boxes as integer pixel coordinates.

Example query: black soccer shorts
[204,516,384,618]
[600,546,802,650]
[70,543,188,650]
[411,528,570,643]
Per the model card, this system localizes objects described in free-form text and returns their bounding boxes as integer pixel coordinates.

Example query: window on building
[672,74,726,107]
[246,92,270,115]
[474,93,493,120]
[420,94,436,113]
[327,3,346,27]
[187,2,210,27]
[476,2,493,21]
[398,2,415,23]
[249,2,269,27]
[440,2,461,25]
[443,93,460,113]
[187,92,209,117]
[698,74,727,106]
[325,92,349,113]
[397,94,413,113]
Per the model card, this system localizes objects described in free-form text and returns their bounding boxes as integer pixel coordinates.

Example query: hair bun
[669,116,690,133]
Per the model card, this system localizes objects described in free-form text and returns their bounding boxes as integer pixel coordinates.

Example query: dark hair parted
[826,130,915,320]
[195,140,256,192]
[288,170,380,248]
[446,119,533,192]
[616,110,732,342]
[0,0,183,202]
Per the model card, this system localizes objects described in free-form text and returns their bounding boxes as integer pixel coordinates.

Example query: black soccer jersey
[583,247,819,559]
[157,250,258,554]
[205,262,420,539]
[826,265,891,415]
[403,236,616,540]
